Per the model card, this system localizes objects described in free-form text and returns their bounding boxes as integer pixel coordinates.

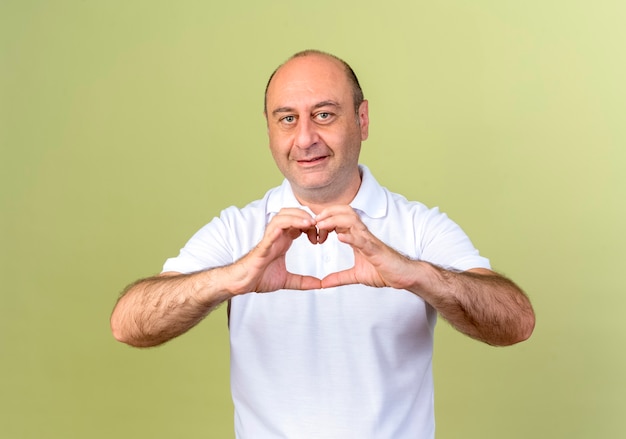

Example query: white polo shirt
[163,165,490,439]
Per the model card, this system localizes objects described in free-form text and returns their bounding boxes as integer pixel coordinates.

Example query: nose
[294,117,319,149]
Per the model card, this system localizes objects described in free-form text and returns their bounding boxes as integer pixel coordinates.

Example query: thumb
[284,273,323,290]
[320,268,357,289]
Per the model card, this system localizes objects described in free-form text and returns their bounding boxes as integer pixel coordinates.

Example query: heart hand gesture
[234,208,322,293]
[315,205,418,291]
[233,205,417,295]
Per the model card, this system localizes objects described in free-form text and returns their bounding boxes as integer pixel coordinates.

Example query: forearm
[110,210,326,348]
[410,263,535,346]
[110,269,235,348]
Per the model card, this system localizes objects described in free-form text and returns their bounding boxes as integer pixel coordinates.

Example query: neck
[293,170,362,215]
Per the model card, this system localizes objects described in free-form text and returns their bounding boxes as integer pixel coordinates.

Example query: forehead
[266,55,352,110]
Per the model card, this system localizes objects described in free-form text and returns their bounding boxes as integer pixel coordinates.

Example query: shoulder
[161,185,283,273]
[373,184,443,229]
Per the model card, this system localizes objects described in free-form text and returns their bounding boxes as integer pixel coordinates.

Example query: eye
[280,115,296,124]
[315,112,334,122]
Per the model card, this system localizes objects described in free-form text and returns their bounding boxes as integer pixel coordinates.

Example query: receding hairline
[264,50,364,114]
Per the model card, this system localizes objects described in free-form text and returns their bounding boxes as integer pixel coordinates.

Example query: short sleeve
[416,206,491,272]
[162,215,235,274]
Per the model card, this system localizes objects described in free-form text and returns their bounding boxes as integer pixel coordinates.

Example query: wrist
[404,260,446,298]
[192,267,237,308]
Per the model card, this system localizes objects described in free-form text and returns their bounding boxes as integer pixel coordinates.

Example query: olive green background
[2,1,624,438]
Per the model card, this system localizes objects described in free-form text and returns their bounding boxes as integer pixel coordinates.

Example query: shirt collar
[267,164,388,219]
[351,165,387,218]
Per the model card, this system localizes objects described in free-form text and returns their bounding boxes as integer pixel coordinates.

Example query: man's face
[265,54,369,205]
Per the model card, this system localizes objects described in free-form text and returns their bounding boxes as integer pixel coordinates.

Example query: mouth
[296,155,329,165]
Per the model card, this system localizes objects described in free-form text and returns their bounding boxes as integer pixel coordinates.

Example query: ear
[358,100,369,141]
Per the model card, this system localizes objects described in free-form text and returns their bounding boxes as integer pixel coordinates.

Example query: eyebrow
[271,100,341,117]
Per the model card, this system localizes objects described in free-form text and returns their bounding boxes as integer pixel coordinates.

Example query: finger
[284,273,322,290]
[273,209,322,245]
[317,216,371,250]
[320,268,357,289]
[255,219,316,260]
[271,208,315,228]
[315,205,355,221]
[316,208,362,233]
[305,226,319,244]
[267,211,316,238]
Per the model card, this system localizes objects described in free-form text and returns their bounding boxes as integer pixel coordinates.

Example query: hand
[315,206,420,290]
[234,208,323,293]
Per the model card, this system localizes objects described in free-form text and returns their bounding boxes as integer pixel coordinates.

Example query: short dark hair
[264,50,365,114]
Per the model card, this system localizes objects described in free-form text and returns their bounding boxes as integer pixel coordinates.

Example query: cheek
[331,127,361,153]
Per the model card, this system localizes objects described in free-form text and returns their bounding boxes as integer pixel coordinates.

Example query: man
[111,50,535,438]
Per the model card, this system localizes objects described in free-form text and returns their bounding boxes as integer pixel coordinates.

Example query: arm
[110,208,322,348]
[111,268,236,348]
[316,206,535,346]
[404,265,535,346]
